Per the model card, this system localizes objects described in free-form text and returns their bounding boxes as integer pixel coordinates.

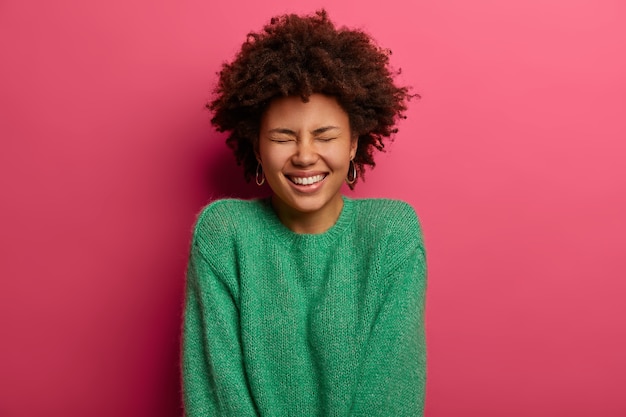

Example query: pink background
[1,0,625,416]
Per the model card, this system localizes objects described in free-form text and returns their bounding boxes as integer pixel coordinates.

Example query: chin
[286,198,329,214]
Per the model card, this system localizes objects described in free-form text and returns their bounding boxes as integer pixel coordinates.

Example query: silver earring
[346,159,357,185]
[255,162,265,186]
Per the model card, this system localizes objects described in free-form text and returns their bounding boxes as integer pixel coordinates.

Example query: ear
[254,142,261,164]
[349,134,358,160]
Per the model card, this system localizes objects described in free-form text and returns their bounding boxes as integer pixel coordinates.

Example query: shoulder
[354,199,426,271]
[197,198,262,218]
[191,198,266,250]
[195,198,264,226]
[351,198,423,240]
[353,198,417,218]
[350,198,425,268]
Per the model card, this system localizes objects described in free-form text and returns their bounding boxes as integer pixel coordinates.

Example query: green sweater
[182,197,427,416]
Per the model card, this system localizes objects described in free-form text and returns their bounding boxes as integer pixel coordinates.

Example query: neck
[271,195,344,234]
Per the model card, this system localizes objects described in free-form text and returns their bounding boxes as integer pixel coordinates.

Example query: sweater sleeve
[182,213,258,416]
[350,207,427,416]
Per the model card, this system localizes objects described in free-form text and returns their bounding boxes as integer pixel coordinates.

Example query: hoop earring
[346,159,357,185]
[255,162,265,186]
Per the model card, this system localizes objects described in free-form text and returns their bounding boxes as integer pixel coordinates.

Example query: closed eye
[316,137,336,142]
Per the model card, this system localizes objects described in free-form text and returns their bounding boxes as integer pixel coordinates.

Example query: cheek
[326,144,353,168]
[259,146,288,170]
[258,141,273,163]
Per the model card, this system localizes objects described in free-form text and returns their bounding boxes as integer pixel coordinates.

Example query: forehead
[261,94,349,130]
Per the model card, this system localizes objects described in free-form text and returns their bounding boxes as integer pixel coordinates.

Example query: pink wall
[1,0,625,416]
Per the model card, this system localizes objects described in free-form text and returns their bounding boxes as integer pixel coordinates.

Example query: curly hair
[208,9,415,188]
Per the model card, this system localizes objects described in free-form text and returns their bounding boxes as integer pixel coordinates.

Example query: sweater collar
[259,196,354,246]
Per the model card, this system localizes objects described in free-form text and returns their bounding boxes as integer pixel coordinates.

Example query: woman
[182,10,426,416]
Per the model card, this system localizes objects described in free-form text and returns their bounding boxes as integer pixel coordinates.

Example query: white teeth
[290,174,325,185]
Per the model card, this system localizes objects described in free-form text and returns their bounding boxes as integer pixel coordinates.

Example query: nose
[291,138,318,166]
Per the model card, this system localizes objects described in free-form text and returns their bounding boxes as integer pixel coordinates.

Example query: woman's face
[258,94,357,230]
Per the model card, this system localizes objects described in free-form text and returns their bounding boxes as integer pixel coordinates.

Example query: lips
[287,174,327,185]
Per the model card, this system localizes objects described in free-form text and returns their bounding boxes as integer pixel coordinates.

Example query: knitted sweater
[182,197,427,416]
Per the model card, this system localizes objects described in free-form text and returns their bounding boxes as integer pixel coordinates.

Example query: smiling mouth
[287,174,327,185]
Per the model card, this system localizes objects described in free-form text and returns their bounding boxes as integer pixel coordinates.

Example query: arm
[350,213,427,416]
[182,234,257,416]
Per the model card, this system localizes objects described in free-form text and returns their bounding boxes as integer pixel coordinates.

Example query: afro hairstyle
[208,9,415,188]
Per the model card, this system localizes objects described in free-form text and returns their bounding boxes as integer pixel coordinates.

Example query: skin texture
[257,94,357,234]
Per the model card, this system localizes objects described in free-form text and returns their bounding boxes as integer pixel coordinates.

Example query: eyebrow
[267,126,341,136]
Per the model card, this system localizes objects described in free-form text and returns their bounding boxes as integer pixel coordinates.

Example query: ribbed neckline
[258,196,355,247]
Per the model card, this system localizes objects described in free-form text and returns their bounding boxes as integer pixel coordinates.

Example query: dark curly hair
[208,9,415,188]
